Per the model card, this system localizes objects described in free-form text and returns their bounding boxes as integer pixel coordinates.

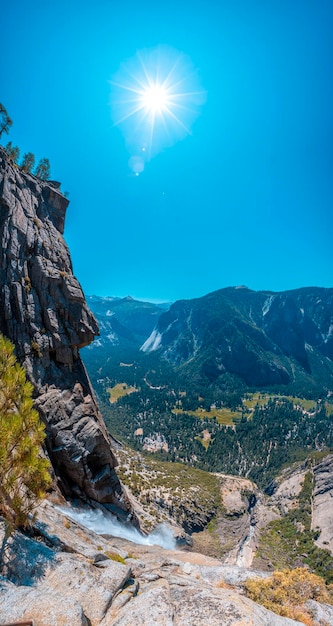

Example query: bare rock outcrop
[312,454,333,553]
[0,147,133,517]
[0,503,308,626]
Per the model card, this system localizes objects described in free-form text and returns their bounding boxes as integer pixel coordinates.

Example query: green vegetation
[0,103,12,138]
[99,381,333,489]
[326,402,333,416]
[254,471,333,583]
[21,152,35,173]
[173,406,241,425]
[83,319,333,489]
[4,141,20,163]
[116,447,221,533]
[0,333,51,528]
[1,103,52,181]
[35,157,51,180]
[200,400,333,487]
[105,551,126,564]
[245,568,333,625]
[243,392,322,414]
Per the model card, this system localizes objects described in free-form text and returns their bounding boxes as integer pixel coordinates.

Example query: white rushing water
[57,505,176,550]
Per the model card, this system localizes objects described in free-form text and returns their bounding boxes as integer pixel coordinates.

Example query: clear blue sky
[2,0,332,302]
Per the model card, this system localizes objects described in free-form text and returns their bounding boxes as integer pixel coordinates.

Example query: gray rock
[0,507,132,626]
[0,146,134,519]
[198,564,269,586]
[306,598,333,625]
[0,578,90,626]
[312,455,333,554]
[38,553,131,624]
[171,585,303,625]
[0,502,316,626]
[102,579,175,626]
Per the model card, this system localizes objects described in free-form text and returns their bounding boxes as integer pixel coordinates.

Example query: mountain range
[85,295,168,350]
[2,141,333,625]
[86,286,333,397]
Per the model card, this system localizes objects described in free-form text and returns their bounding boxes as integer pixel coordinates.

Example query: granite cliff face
[0,147,133,517]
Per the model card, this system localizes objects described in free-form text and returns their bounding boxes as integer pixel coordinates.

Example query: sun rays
[110,46,206,172]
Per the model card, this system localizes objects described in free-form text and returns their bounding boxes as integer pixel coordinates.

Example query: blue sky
[2,0,332,302]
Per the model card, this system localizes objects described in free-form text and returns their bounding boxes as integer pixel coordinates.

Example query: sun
[110,46,206,168]
[141,84,169,114]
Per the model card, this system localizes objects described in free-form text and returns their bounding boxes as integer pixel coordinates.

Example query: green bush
[0,333,51,527]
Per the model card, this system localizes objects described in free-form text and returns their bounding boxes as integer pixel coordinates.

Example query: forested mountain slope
[142,286,333,396]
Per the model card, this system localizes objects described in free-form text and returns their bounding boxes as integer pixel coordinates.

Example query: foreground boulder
[0,502,312,626]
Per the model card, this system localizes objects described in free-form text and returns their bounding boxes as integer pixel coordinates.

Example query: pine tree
[0,333,51,528]
[21,152,35,173]
[0,103,12,139]
[35,157,51,180]
[5,141,20,163]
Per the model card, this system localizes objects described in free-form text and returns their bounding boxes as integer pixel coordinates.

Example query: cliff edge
[0,146,133,519]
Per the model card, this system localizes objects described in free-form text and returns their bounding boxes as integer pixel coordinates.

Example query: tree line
[99,377,333,490]
[0,102,51,180]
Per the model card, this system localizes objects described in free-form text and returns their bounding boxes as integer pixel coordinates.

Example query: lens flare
[110,45,206,170]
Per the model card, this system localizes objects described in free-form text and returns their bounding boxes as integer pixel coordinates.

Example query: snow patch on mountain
[262,295,275,316]
[141,329,162,352]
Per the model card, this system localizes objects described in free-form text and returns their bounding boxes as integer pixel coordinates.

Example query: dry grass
[245,567,333,625]
[216,579,235,590]
[172,406,241,425]
[108,383,138,403]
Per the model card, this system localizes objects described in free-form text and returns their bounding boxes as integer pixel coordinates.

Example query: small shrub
[245,567,332,624]
[105,551,126,564]
[33,217,42,230]
[24,276,31,292]
[0,333,51,527]
[30,340,42,358]
[216,579,233,589]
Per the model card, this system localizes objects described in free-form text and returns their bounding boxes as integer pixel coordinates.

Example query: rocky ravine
[116,447,333,569]
[202,455,333,568]
[2,500,332,626]
[212,468,307,569]
[0,147,134,520]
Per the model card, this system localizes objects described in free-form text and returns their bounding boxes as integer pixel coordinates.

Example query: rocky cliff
[116,446,333,578]
[0,146,133,518]
[312,455,333,553]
